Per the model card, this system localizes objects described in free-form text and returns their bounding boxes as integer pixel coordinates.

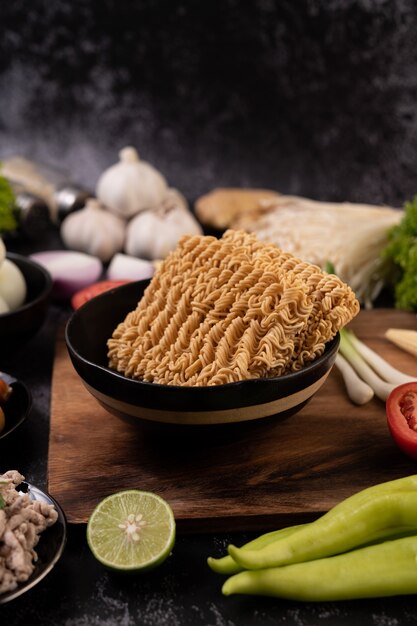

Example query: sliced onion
[106,253,155,282]
[30,250,102,300]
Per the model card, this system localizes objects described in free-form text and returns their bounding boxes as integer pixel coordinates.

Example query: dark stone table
[2,1,417,623]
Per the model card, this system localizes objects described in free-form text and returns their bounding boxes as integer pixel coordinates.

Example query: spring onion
[338,329,416,402]
[334,353,374,405]
[344,329,416,386]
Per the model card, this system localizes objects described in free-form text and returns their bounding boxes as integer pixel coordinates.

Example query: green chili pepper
[228,479,417,570]
[210,526,417,576]
[222,535,417,601]
[208,524,307,575]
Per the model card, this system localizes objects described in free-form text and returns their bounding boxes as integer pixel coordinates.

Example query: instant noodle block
[65,230,358,426]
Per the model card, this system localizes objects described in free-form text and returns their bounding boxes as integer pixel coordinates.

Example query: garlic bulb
[125,193,202,260]
[61,199,126,262]
[96,147,168,218]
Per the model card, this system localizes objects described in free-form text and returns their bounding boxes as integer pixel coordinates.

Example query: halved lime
[86,490,176,571]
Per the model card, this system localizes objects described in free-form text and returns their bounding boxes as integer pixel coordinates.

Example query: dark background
[1,0,417,207]
[2,2,417,624]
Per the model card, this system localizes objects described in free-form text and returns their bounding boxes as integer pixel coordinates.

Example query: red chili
[386,382,417,460]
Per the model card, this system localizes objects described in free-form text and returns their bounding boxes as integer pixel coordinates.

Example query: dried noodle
[107,230,359,386]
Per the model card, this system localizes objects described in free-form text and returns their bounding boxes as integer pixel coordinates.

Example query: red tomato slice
[71,280,130,310]
[386,382,417,460]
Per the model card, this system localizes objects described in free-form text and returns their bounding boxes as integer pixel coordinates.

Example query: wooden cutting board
[48,309,417,531]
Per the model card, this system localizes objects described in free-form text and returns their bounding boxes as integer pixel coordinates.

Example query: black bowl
[0,481,67,604]
[0,371,32,440]
[0,253,53,349]
[65,280,340,427]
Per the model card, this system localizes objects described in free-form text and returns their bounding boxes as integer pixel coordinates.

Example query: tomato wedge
[386,382,417,460]
[71,280,130,310]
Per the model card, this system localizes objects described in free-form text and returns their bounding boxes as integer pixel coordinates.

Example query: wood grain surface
[48,309,417,531]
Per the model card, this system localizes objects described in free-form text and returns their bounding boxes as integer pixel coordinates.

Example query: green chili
[208,524,307,575]
[228,482,417,570]
[211,527,417,576]
[222,535,417,601]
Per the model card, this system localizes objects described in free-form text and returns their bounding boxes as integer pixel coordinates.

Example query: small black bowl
[0,371,32,440]
[0,481,67,604]
[65,280,340,427]
[0,253,53,350]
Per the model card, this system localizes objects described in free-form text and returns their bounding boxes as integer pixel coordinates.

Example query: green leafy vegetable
[0,173,18,233]
[382,196,417,310]
[324,261,336,274]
